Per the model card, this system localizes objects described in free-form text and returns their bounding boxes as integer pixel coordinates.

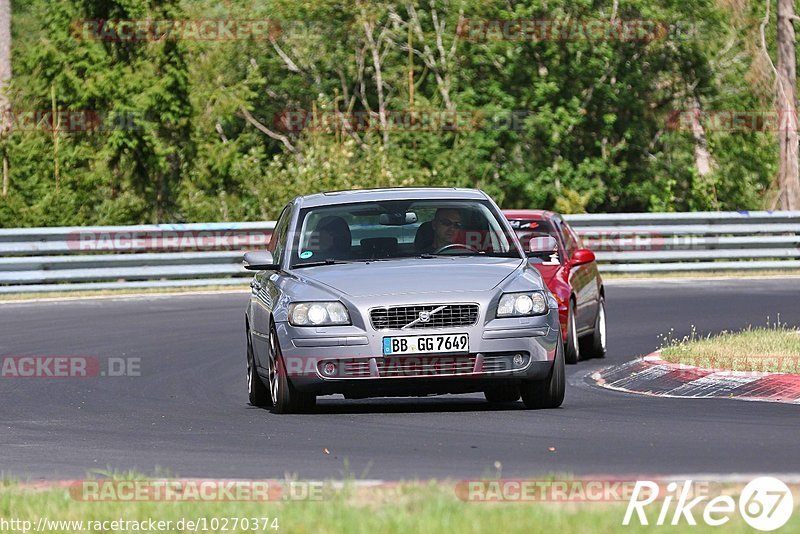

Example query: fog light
[512,353,524,367]
[322,362,337,376]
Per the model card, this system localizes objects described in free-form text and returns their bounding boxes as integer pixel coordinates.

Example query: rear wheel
[484,384,521,404]
[520,338,565,409]
[564,300,580,364]
[268,325,316,414]
[247,330,271,407]
[581,296,607,359]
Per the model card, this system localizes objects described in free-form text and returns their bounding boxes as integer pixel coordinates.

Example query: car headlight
[496,292,548,318]
[289,302,351,326]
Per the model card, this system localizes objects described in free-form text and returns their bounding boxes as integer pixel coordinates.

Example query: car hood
[294,257,525,297]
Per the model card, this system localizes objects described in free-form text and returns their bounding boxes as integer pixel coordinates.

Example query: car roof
[295,187,489,208]
[502,209,558,221]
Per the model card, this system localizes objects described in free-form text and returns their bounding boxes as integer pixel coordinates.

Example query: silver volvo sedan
[244,188,565,413]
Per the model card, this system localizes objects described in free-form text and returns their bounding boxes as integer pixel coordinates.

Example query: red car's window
[561,222,581,256]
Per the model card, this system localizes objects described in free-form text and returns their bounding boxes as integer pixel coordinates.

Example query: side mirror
[570,248,596,266]
[244,251,279,271]
[527,236,558,257]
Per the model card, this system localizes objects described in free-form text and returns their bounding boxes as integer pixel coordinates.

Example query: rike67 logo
[624,477,794,531]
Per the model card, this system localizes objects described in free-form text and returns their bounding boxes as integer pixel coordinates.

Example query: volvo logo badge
[418,311,431,323]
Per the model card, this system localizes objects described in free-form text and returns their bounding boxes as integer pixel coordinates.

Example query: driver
[430,208,463,251]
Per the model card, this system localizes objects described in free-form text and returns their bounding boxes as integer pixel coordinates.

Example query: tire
[581,296,607,359]
[484,383,521,404]
[268,325,316,414]
[564,300,580,364]
[247,330,272,407]
[520,337,565,409]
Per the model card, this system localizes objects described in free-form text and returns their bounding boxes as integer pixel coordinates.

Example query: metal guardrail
[0,222,273,293]
[0,212,798,293]
[568,211,800,273]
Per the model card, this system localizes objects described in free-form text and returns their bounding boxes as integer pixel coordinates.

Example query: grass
[659,321,800,373]
[2,477,796,533]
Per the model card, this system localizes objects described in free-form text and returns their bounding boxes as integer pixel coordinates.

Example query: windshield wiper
[417,252,520,259]
[291,259,356,269]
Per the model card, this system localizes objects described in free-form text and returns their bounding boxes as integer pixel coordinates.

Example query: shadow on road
[245,396,547,415]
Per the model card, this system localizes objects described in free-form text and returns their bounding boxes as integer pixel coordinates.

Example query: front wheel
[268,325,316,414]
[520,338,565,409]
[247,332,271,407]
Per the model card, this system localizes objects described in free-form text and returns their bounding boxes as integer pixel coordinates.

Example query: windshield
[291,199,521,266]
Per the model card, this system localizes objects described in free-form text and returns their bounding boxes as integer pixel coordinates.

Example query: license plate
[382,334,469,356]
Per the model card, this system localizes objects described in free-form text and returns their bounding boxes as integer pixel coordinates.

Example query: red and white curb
[592,352,800,404]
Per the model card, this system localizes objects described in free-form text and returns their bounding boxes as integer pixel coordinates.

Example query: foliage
[0,0,787,226]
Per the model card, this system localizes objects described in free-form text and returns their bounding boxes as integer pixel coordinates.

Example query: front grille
[343,360,371,378]
[317,352,530,379]
[481,354,511,373]
[376,356,477,377]
[370,304,479,330]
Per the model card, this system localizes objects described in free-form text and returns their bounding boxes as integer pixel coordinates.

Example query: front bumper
[276,307,560,396]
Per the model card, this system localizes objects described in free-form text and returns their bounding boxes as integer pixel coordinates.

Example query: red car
[503,210,606,363]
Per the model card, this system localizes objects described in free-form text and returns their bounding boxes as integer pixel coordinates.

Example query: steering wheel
[433,243,480,255]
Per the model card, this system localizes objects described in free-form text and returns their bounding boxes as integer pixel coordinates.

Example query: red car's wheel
[564,300,580,364]
[582,295,607,358]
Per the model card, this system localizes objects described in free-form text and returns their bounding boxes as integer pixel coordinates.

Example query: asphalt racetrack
[2,278,800,481]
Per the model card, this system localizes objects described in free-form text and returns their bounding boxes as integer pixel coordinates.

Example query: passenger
[310,216,352,259]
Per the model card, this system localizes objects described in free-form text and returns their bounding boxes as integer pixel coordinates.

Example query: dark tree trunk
[0,0,11,197]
